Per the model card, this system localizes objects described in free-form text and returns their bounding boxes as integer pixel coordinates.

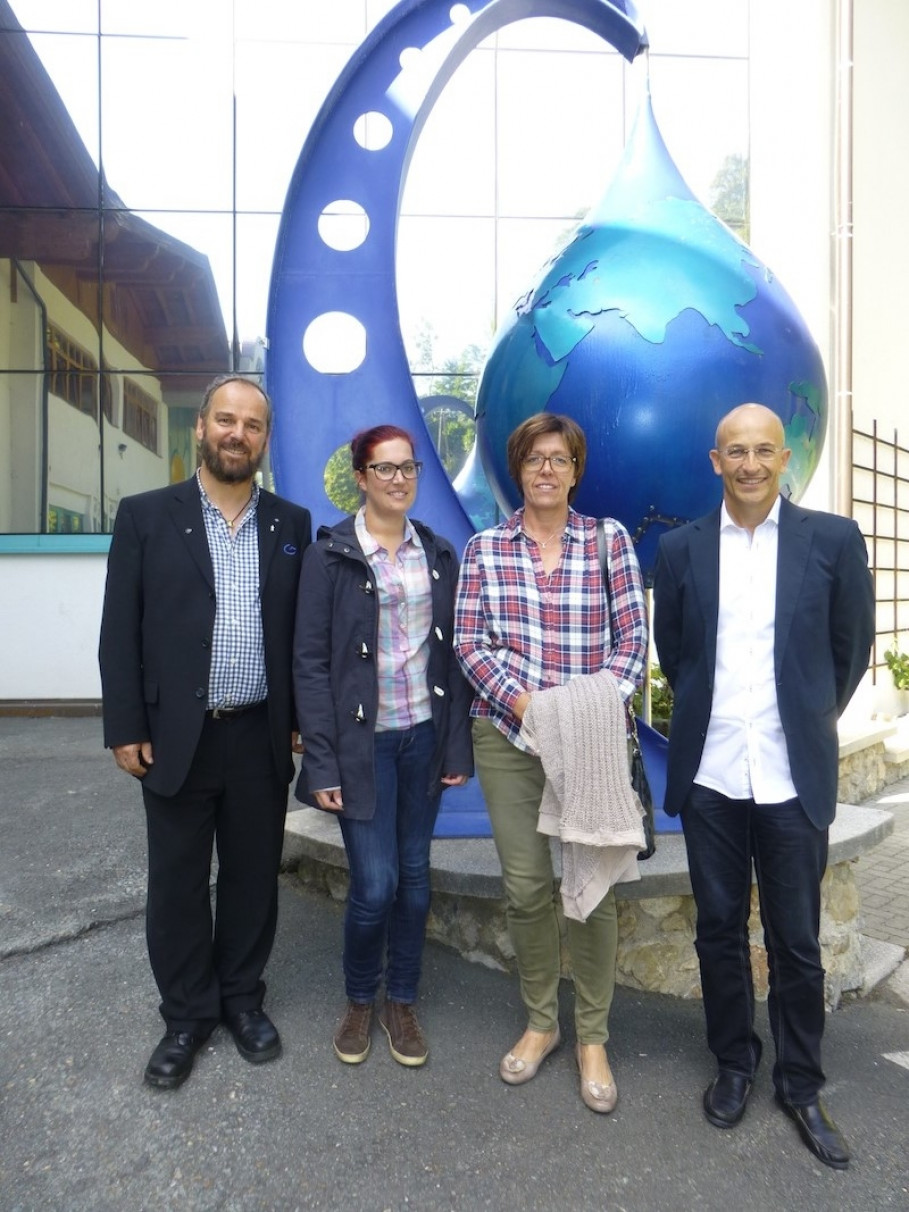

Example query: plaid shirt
[198,473,267,710]
[355,509,432,731]
[453,508,647,750]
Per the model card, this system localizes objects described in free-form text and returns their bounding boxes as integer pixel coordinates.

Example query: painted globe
[475,95,827,579]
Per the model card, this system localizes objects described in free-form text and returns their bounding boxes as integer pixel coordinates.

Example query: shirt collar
[720,495,781,534]
[355,506,420,555]
[508,506,582,542]
[195,469,260,516]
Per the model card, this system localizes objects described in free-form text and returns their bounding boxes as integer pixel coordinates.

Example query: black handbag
[628,709,656,860]
[596,517,656,860]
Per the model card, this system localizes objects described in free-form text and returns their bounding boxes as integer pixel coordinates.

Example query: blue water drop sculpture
[476,86,828,579]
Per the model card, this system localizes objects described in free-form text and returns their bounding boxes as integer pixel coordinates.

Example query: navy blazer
[653,497,874,828]
[99,477,312,797]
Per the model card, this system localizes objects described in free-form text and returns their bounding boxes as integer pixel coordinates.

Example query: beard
[199,433,264,484]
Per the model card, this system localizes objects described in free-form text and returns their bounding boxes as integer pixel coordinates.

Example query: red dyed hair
[350,424,415,470]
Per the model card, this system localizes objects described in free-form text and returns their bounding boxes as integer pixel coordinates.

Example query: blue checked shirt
[198,473,267,710]
[453,508,647,751]
[355,509,432,731]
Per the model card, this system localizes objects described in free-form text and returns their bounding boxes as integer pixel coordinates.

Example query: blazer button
[194,688,206,699]
[201,639,210,649]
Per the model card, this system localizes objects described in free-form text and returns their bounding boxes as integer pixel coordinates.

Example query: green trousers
[472,718,618,1043]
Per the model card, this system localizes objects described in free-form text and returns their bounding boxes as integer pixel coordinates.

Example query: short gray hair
[199,375,273,433]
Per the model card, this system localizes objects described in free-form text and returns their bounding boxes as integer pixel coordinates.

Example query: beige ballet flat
[499,1025,561,1086]
[576,1044,618,1113]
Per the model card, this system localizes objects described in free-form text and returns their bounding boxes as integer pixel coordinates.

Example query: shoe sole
[235,1040,282,1064]
[333,1039,370,1064]
[143,1067,192,1090]
[380,1019,427,1067]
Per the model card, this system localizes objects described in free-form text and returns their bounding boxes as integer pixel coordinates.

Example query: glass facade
[0,0,748,536]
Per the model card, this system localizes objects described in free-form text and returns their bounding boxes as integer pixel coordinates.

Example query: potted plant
[884,642,909,699]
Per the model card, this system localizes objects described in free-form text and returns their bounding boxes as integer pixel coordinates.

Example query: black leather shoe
[225,1008,282,1063]
[144,1031,206,1089]
[703,1071,753,1128]
[775,1094,850,1170]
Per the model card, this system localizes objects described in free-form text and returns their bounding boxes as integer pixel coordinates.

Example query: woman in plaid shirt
[454,412,647,1113]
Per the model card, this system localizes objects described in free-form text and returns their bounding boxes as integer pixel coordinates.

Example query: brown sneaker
[333,1001,373,1064]
[380,1000,428,1067]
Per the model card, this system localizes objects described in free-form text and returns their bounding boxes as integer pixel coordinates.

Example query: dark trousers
[142,704,287,1034]
[337,720,439,1004]
[681,783,829,1105]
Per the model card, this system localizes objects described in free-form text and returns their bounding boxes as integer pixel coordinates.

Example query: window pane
[0,30,100,193]
[496,45,625,217]
[1,1,98,34]
[101,209,232,376]
[100,36,234,210]
[0,213,102,370]
[644,0,749,57]
[397,216,495,371]
[236,212,281,348]
[648,57,749,207]
[234,40,353,213]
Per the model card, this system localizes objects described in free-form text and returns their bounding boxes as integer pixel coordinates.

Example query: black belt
[206,701,267,720]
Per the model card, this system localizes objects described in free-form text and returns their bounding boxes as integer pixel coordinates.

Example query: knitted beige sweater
[521,668,644,921]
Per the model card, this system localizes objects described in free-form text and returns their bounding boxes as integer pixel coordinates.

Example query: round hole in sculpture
[323,442,361,513]
[399,46,422,73]
[318,200,370,252]
[353,110,393,151]
[302,312,366,374]
[449,4,471,24]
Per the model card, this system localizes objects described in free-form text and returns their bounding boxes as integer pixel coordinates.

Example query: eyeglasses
[363,460,423,481]
[522,453,576,472]
[720,445,783,463]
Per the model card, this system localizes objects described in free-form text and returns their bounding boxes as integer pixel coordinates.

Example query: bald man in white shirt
[653,403,874,1170]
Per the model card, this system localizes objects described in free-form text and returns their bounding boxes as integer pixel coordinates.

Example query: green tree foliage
[323,444,360,514]
[709,152,750,243]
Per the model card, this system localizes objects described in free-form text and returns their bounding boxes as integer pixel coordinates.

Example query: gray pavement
[1,716,909,1212]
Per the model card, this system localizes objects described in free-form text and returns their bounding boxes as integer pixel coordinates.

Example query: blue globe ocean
[476,92,827,579]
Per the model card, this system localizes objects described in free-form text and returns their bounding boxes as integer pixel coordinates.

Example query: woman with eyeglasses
[293,424,472,1069]
[454,412,647,1113]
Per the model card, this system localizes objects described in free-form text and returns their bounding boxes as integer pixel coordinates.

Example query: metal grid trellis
[852,421,909,682]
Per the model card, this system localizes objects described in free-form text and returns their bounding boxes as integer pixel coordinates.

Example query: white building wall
[0,553,105,699]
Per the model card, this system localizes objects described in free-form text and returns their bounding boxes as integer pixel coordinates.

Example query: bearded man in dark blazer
[99,375,311,1089]
[653,403,874,1170]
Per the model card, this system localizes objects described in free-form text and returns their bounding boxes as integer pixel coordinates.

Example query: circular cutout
[317,200,370,251]
[323,442,361,513]
[353,110,393,151]
[302,312,366,374]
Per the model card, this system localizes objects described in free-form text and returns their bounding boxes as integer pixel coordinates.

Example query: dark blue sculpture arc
[267,0,648,838]
[266,0,648,563]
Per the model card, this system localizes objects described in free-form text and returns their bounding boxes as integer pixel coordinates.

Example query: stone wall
[290,851,864,1009]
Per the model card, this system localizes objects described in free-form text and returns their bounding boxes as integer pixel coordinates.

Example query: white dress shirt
[694,497,797,803]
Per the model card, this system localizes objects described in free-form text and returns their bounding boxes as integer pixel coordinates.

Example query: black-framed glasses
[521,453,576,472]
[363,460,423,481]
[720,444,783,463]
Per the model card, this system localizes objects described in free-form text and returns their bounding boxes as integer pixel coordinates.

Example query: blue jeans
[681,783,829,1104]
[338,720,440,1004]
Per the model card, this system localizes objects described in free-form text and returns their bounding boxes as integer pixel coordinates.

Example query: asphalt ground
[1,716,908,1212]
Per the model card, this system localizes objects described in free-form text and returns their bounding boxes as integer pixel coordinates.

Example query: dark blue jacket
[653,497,874,828]
[293,515,474,819]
